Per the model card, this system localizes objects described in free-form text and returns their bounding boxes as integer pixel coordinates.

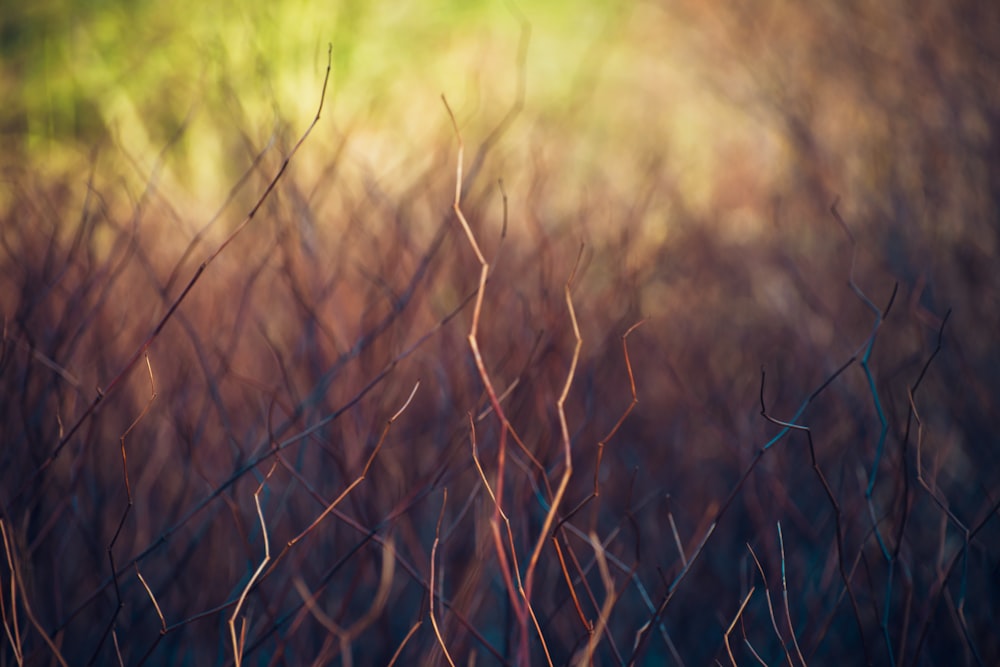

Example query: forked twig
[230,461,278,667]
[469,414,554,666]
[286,382,419,549]
[91,354,157,664]
[557,319,644,530]
[468,415,521,607]
[759,369,869,664]
[724,586,756,667]
[629,354,857,665]
[442,93,561,664]
[441,92,512,556]
[830,198,899,664]
[523,241,585,618]
[906,309,991,665]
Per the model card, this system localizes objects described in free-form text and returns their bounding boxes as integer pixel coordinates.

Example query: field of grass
[2,1,999,665]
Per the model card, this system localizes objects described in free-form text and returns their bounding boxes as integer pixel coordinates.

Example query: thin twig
[575,531,619,666]
[430,489,456,667]
[557,320,644,529]
[777,523,807,667]
[230,462,278,667]
[0,520,24,664]
[91,354,156,664]
[386,619,423,667]
[747,543,792,666]
[630,355,857,666]
[759,368,870,664]
[724,587,756,667]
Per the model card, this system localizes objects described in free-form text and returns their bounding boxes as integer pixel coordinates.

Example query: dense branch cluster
[2,3,999,665]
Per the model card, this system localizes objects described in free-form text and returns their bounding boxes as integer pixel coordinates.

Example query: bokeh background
[2,1,999,665]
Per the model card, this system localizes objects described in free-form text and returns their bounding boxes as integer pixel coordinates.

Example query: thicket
[2,2,999,665]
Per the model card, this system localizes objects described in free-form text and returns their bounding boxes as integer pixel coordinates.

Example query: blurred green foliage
[1,1,626,187]
[2,0,998,257]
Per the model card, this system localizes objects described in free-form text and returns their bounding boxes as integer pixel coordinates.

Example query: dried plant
[2,3,999,666]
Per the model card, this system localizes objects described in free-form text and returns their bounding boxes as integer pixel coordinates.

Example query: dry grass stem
[777,523,807,667]
[724,586,755,667]
[430,489,457,667]
[0,520,69,667]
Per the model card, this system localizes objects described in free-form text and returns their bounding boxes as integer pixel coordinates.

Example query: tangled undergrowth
[2,3,999,665]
